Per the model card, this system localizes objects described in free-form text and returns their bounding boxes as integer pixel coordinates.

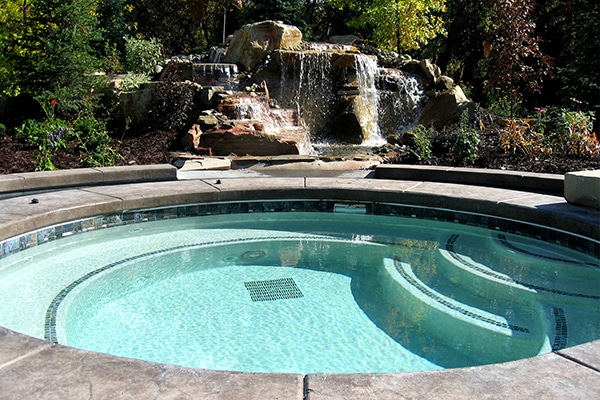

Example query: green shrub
[453,109,480,164]
[546,109,599,158]
[16,96,121,170]
[125,36,163,74]
[16,118,71,171]
[116,73,151,94]
[412,124,433,159]
[72,116,121,167]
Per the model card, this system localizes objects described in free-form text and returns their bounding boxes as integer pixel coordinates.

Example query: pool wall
[0,164,599,399]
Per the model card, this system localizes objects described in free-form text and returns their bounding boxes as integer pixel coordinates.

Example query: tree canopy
[0,0,597,120]
[327,0,447,52]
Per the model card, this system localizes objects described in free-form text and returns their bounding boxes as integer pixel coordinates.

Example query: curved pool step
[381,258,547,363]
[441,234,600,303]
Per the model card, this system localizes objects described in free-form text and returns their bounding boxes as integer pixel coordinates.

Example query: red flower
[51,99,57,105]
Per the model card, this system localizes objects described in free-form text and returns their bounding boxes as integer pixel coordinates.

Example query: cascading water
[353,54,383,144]
[279,50,336,139]
[193,63,239,90]
[377,69,427,136]
[278,47,424,148]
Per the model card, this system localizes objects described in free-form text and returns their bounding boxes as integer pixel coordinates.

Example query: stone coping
[375,164,565,195]
[0,164,178,197]
[565,170,600,210]
[0,166,599,399]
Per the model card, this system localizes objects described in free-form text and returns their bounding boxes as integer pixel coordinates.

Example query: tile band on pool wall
[393,259,531,334]
[552,307,568,351]
[2,200,599,261]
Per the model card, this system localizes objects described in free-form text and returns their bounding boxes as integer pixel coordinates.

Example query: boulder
[223,20,302,71]
[420,59,442,85]
[182,124,202,150]
[333,112,364,144]
[418,85,472,129]
[440,75,454,91]
[199,123,310,156]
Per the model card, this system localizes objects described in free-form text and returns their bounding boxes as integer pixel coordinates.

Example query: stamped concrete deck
[0,164,599,399]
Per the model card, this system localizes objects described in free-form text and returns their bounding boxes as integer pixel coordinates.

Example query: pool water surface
[0,210,598,374]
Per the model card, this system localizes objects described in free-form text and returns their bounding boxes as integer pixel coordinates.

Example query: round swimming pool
[0,201,598,374]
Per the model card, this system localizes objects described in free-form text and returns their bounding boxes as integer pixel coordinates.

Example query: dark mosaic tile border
[2,200,599,262]
[44,233,326,343]
[445,234,600,300]
[496,234,600,268]
[552,307,568,351]
[393,258,531,334]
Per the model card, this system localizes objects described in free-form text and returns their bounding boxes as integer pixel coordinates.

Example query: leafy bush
[499,117,548,156]
[412,124,433,159]
[125,36,163,74]
[71,116,121,167]
[118,73,151,93]
[16,118,71,171]
[546,110,599,158]
[16,97,121,170]
[150,68,196,129]
[453,109,480,164]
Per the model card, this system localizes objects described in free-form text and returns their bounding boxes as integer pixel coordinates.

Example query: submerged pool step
[381,258,546,363]
[442,234,600,302]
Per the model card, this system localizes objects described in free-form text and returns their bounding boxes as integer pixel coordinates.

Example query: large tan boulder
[418,85,472,129]
[223,20,302,71]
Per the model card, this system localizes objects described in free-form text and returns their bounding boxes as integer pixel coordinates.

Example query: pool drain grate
[244,278,304,302]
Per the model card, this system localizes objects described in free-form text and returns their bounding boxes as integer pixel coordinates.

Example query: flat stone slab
[375,164,564,195]
[0,164,177,196]
[306,352,600,400]
[178,158,232,171]
[565,170,600,210]
[0,329,303,400]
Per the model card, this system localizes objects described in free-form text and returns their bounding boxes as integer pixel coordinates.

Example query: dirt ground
[1,121,599,175]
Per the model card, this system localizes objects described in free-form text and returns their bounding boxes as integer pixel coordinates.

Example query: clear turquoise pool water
[0,211,598,374]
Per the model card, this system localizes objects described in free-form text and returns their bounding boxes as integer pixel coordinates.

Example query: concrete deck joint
[556,351,600,374]
[0,344,52,371]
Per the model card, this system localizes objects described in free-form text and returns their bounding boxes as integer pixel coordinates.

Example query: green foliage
[102,42,124,74]
[484,89,526,118]
[546,109,599,158]
[134,0,213,55]
[555,0,599,117]
[71,116,122,167]
[125,36,163,74]
[412,125,433,159]
[16,98,72,170]
[328,0,446,52]
[241,0,308,31]
[16,96,121,170]
[453,109,479,164]
[118,73,152,94]
[15,0,104,111]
